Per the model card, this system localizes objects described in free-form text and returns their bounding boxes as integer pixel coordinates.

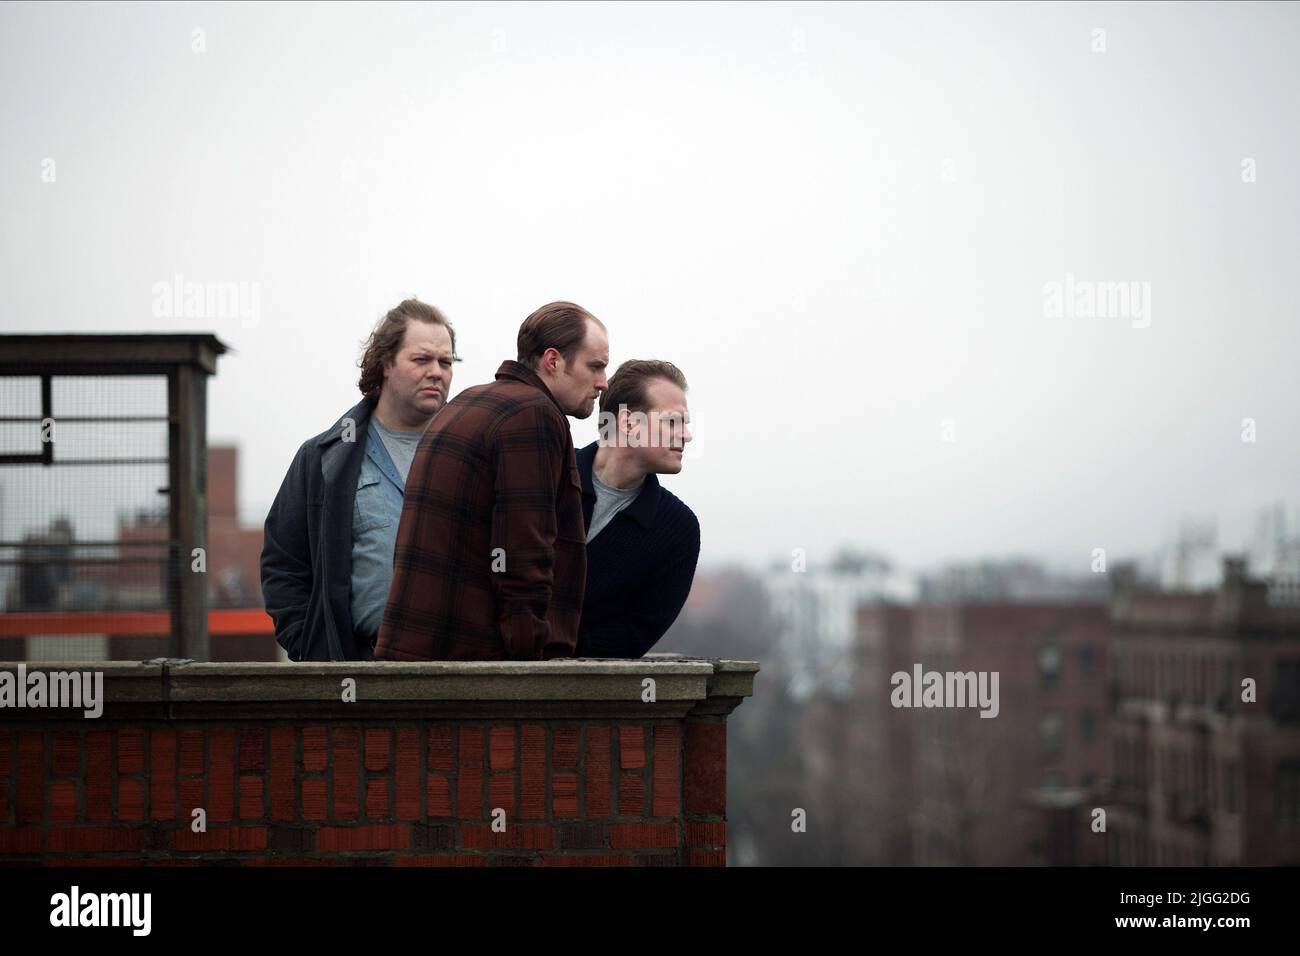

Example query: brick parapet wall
[0,659,756,866]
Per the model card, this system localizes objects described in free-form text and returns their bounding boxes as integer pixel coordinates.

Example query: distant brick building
[913,603,1111,865]
[1108,557,1300,865]
[205,446,265,611]
[849,603,915,865]
[850,600,1111,866]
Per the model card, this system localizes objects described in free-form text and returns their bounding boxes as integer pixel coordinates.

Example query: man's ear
[618,406,645,441]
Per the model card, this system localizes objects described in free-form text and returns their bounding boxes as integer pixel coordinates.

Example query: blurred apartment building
[668,537,1299,866]
[840,559,1115,865]
[645,542,1300,866]
[1107,556,1300,865]
[820,560,1111,865]
[880,602,1110,866]
[721,556,1119,865]
[842,555,1300,866]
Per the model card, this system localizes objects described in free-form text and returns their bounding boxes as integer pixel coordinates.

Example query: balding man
[376,301,609,661]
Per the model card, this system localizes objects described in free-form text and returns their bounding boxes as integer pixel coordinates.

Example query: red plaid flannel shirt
[374,361,586,661]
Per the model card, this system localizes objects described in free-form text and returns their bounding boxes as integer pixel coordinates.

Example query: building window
[1080,711,1097,743]
[1276,660,1300,722]
[1040,644,1061,689]
[1040,713,1063,752]
[1080,644,1097,676]
[1194,750,1208,802]
[1278,763,1300,823]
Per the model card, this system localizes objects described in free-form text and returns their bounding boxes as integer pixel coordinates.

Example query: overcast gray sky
[2,1,1297,574]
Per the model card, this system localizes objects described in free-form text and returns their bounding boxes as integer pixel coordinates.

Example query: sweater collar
[576,441,661,528]
[495,360,567,416]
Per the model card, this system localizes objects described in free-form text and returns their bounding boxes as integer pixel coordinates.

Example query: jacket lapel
[316,396,375,659]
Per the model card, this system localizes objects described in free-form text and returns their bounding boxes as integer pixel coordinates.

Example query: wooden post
[168,361,210,661]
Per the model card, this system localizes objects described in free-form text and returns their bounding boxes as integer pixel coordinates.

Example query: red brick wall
[0,718,728,866]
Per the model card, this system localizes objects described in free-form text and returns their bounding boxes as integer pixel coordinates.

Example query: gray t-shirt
[587,471,643,543]
[372,419,422,484]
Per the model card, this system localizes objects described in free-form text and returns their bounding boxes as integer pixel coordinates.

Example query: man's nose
[683,424,693,443]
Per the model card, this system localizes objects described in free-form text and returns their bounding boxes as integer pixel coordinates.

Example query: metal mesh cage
[0,335,225,662]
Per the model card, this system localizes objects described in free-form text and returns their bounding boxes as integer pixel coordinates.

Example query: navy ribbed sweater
[574,441,700,658]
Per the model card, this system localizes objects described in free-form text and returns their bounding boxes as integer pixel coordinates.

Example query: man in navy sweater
[575,359,700,658]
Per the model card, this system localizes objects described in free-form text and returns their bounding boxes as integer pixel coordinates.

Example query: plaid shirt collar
[494,360,568,415]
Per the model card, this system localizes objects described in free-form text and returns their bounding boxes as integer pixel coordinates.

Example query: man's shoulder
[303,398,375,449]
[451,380,567,435]
[271,401,372,487]
[446,379,557,414]
[424,383,565,458]
[654,485,700,541]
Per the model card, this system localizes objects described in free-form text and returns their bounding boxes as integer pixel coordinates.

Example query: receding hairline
[539,315,609,366]
[642,374,688,399]
[577,315,609,347]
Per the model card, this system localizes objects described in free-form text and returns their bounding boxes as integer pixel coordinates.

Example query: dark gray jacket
[261,397,376,661]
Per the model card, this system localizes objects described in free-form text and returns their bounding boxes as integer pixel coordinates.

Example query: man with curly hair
[260,298,457,661]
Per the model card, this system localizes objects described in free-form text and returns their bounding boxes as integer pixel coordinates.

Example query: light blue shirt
[349,419,416,642]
